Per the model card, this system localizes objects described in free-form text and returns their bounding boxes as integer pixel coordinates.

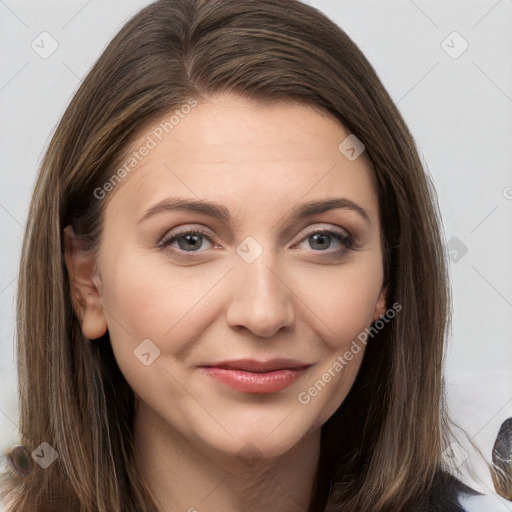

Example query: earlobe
[63,225,108,340]
[372,285,388,323]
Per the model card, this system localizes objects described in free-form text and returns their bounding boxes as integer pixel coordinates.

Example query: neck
[133,400,320,512]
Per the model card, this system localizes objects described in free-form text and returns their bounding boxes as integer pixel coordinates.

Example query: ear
[63,225,108,340]
[371,285,387,323]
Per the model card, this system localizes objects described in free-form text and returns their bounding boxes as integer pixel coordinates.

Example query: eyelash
[157,227,356,260]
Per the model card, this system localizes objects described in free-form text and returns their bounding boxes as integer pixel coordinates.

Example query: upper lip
[201,358,312,373]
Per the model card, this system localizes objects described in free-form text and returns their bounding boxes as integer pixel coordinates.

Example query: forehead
[105,94,379,221]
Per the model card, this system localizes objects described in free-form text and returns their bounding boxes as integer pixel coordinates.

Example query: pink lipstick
[200,359,311,393]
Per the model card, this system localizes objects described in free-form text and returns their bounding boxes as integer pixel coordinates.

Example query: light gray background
[1,0,511,505]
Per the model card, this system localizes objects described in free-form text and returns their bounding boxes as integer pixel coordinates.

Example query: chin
[185,406,318,464]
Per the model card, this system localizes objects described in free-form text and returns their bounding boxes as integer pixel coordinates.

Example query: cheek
[96,252,222,417]
[299,258,384,350]
[98,247,226,360]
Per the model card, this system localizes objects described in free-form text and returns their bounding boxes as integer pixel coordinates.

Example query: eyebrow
[137,197,371,225]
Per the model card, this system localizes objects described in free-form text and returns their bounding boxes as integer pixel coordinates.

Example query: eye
[158,229,214,254]
[293,228,354,253]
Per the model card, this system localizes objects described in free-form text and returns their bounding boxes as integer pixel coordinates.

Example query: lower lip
[201,367,310,393]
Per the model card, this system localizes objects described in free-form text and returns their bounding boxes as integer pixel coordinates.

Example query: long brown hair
[1,0,452,510]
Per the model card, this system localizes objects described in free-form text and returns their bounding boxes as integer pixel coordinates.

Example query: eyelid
[295,223,352,240]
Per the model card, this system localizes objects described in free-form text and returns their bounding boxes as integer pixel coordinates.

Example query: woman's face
[73,94,386,461]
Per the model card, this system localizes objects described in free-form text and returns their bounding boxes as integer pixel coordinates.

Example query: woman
[0,0,494,510]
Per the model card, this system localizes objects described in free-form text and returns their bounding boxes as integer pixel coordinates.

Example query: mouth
[199,359,313,394]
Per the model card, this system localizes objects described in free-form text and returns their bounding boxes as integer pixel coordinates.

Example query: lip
[200,359,312,394]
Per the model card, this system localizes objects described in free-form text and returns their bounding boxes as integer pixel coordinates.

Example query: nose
[226,253,295,338]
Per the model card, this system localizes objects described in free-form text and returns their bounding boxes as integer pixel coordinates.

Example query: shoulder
[457,490,512,512]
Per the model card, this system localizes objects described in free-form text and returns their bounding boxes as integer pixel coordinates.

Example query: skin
[64,93,387,512]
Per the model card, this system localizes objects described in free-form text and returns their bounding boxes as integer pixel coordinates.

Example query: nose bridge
[226,238,295,337]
